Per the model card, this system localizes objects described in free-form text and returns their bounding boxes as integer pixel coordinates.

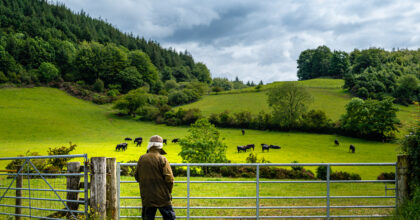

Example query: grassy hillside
[0,87,402,179]
[181,79,419,135]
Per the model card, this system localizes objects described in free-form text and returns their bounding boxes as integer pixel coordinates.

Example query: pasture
[0,87,403,179]
[181,79,419,135]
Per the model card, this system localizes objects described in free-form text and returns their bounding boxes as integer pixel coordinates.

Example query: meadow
[181,79,419,135]
[0,87,403,179]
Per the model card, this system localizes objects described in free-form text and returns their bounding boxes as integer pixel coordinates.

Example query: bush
[331,171,361,180]
[377,172,395,180]
[291,161,303,171]
[107,89,120,97]
[93,79,104,92]
[0,71,8,83]
[316,165,332,180]
[47,142,77,171]
[38,62,59,83]
[120,160,137,176]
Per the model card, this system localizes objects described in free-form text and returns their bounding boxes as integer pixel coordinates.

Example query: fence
[118,162,397,219]
[0,154,89,220]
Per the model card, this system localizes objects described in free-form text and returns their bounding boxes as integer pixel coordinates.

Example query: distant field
[0,87,402,179]
[181,78,419,135]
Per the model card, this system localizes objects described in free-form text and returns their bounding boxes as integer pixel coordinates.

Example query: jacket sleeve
[161,156,174,193]
[134,157,142,183]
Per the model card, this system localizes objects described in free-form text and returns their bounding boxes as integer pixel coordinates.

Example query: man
[134,135,176,220]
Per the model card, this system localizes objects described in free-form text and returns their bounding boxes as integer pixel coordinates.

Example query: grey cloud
[59,0,420,82]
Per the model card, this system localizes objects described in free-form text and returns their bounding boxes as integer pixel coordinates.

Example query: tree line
[297,46,419,105]
[0,0,212,96]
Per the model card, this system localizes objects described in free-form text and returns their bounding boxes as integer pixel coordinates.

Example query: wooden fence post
[15,171,22,220]
[397,155,409,208]
[66,162,81,219]
[106,158,117,220]
[90,157,107,219]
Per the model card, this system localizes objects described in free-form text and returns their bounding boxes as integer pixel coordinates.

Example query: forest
[297,46,420,105]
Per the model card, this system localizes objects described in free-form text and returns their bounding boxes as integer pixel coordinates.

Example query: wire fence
[0,154,89,220]
[118,162,396,219]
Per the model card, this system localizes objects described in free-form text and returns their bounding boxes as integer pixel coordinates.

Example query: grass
[120,176,395,218]
[0,87,402,179]
[180,79,419,135]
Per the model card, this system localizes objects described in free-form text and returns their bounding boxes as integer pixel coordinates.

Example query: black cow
[172,138,179,144]
[163,139,167,145]
[237,146,247,153]
[241,129,245,135]
[116,143,128,151]
[261,144,270,152]
[134,137,143,147]
[245,144,255,151]
[125,137,132,141]
[349,145,355,153]
[269,145,281,149]
[334,139,339,146]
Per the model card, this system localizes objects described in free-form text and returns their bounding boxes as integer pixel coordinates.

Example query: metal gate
[0,154,89,219]
[118,162,396,219]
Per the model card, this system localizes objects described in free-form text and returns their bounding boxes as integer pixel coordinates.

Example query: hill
[0,87,401,179]
[180,79,418,136]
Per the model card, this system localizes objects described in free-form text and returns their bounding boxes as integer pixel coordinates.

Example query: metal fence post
[256,164,260,220]
[187,165,190,220]
[326,164,330,220]
[84,155,89,220]
[116,162,120,220]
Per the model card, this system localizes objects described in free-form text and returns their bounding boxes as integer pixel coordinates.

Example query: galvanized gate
[0,154,89,219]
[118,162,397,219]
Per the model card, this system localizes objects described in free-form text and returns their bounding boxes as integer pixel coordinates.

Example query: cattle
[261,144,270,152]
[241,129,245,135]
[163,139,167,145]
[334,139,339,146]
[125,137,132,141]
[269,145,281,149]
[172,138,179,144]
[116,143,128,151]
[134,137,143,147]
[245,144,255,151]
[349,145,355,153]
[237,146,247,153]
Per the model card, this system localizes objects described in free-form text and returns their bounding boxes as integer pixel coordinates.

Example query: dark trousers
[142,205,176,220]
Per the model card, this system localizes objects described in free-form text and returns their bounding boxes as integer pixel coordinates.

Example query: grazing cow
[261,144,270,152]
[269,145,281,149]
[334,139,339,146]
[116,143,128,151]
[349,145,355,153]
[125,137,132,141]
[237,146,247,153]
[163,139,167,145]
[245,144,255,151]
[172,138,179,144]
[134,137,143,147]
[241,129,245,135]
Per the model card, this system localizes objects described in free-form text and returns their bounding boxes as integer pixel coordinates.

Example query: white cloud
[58,0,420,83]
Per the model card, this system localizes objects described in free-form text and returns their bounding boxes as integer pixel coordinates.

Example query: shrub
[316,165,332,180]
[0,71,8,83]
[93,79,104,92]
[331,171,361,180]
[47,142,77,171]
[107,89,120,97]
[120,160,137,176]
[377,172,395,180]
[291,160,303,171]
[38,62,59,83]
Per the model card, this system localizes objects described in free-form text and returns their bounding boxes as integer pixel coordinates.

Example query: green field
[181,79,419,135]
[0,87,404,179]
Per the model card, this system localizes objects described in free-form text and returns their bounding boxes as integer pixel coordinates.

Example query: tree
[267,82,312,128]
[329,50,350,78]
[112,87,149,116]
[38,62,59,82]
[212,77,232,91]
[340,97,399,140]
[178,119,228,166]
[297,49,315,80]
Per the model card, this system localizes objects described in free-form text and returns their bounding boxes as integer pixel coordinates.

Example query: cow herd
[237,144,281,153]
[115,137,177,151]
[334,139,356,153]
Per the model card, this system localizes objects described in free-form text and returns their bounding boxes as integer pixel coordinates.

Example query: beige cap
[147,135,164,151]
[149,135,163,143]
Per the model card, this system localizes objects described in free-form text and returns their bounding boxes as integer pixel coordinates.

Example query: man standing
[134,135,176,220]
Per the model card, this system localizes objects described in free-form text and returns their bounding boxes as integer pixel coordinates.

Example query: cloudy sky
[58,0,420,83]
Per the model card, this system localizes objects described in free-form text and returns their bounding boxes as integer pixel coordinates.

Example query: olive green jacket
[134,148,174,207]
